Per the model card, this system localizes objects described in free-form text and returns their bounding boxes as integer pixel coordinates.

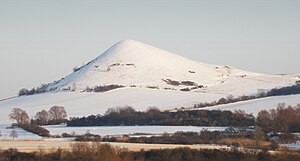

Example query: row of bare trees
[194,81,300,109]
[9,106,67,125]
[255,103,300,144]
[34,106,67,125]
[256,103,300,133]
[18,84,48,96]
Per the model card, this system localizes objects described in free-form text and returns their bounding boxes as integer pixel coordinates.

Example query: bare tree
[10,127,18,139]
[18,88,29,96]
[9,108,29,124]
[256,110,274,133]
[146,107,161,114]
[35,110,49,125]
[71,83,77,91]
[257,89,267,97]
[226,94,235,102]
[255,126,265,148]
[48,106,67,121]
[73,66,79,72]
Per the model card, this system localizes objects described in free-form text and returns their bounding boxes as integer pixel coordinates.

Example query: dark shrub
[180,88,191,91]
[163,79,181,86]
[181,81,196,86]
[147,86,159,89]
[93,85,124,92]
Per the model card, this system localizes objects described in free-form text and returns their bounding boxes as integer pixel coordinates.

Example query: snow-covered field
[43,125,227,136]
[202,94,300,116]
[1,90,300,123]
[0,88,224,123]
[282,141,300,149]
[0,124,41,140]
[0,123,226,140]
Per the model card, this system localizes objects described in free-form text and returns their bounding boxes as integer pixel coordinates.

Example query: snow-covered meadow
[0,123,227,140]
[282,142,300,149]
[0,88,224,123]
[202,94,300,116]
[43,125,227,136]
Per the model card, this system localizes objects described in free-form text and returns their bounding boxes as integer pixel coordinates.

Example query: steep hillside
[47,39,297,95]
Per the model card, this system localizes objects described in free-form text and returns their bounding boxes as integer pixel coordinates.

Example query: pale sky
[0,0,300,99]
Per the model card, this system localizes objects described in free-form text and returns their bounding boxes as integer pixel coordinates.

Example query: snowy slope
[0,88,224,123]
[201,94,300,116]
[47,39,298,96]
[0,89,299,123]
[48,39,221,91]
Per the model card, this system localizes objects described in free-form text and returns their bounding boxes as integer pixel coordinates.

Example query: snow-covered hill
[0,39,299,123]
[47,39,298,96]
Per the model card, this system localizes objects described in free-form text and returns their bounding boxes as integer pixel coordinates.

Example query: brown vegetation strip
[0,140,229,152]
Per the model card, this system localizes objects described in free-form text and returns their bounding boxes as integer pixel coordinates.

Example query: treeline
[67,107,255,127]
[193,94,259,109]
[18,84,48,96]
[194,81,300,109]
[85,85,124,92]
[103,129,255,146]
[59,127,272,149]
[18,83,125,96]
[257,104,300,133]
[8,106,68,137]
[1,142,299,161]
[267,82,300,96]
[9,106,68,126]
[100,127,285,150]
[31,106,68,125]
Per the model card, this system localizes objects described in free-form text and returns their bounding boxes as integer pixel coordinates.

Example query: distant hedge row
[267,82,300,96]
[194,81,300,109]
[67,107,255,127]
